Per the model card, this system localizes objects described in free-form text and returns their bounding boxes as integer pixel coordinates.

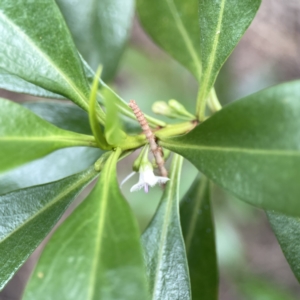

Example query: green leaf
[196,0,261,119]
[103,89,127,146]
[267,211,300,282]
[180,175,218,299]
[0,98,96,173]
[55,0,134,81]
[23,101,92,134]
[82,57,167,128]
[142,154,191,300]
[0,68,64,99]
[88,66,111,149]
[161,81,300,216]
[23,149,149,300]
[0,101,103,194]
[0,0,91,110]
[0,167,98,290]
[137,0,202,80]
[0,148,101,195]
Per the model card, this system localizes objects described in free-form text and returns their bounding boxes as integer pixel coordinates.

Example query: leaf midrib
[87,151,117,300]
[162,142,300,156]
[151,155,182,299]
[166,0,202,79]
[0,135,96,145]
[0,171,95,244]
[0,10,89,110]
[199,0,226,101]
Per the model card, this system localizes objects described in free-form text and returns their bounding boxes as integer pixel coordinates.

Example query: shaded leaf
[0,147,101,195]
[142,154,191,300]
[196,0,261,118]
[137,0,202,80]
[161,81,300,216]
[0,0,90,110]
[0,68,64,99]
[56,0,134,81]
[180,175,218,299]
[267,211,300,282]
[0,167,98,290]
[23,149,149,300]
[23,101,91,134]
[0,98,96,173]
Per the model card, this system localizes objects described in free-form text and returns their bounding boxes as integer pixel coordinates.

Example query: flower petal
[143,169,159,186]
[130,182,145,192]
[156,176,170,184]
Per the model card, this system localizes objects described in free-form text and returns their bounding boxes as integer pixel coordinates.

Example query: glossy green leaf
[0,167,98,290]
[267,211,300,282]
[103,89,127,146]
[0,101,102,194]
[196,0,261,119]
[161,81,300,216]
[23,101,92,134]
[0,68,64,99]
[55,0,134,81]
[0,148,101,195]
[88,66,111,149]
[23,149,149,300]
[0,98,96,173]
[180,175,218,299]
[137,0,202,80]
[142,154,191,299]
[0,0,91,110]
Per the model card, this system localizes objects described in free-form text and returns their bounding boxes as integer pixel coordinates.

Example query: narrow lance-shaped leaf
[103,88,127,147]
[0,167,98,290]
[0,99,96,173]
[161,81,300,216]
[23,148,149,300]
[137,0,202,80]
[180,175,218,299]
[82,57,166,128]
[88,66,111,150]
[267,211,300,282]
[0,0,91,110]
[196,0,261,118]
[142,154,191,300]
[0,101,103,194]
[55,0,134,81]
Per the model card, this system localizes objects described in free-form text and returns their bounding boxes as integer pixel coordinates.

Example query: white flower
[121,162,169,193]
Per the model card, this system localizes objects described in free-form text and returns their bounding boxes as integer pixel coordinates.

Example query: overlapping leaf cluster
[0,0,299,299]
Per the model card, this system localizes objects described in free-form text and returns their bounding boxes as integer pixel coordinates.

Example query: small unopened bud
[152,101,173,116]
[168,99,195,120]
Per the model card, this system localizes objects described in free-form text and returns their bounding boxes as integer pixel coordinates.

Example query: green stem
[196,86,206,121]
[63,134,98,147]
[207,88,222,113]
[155,121,197,140]
[196,87,221,121]
[121,134,147,151]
